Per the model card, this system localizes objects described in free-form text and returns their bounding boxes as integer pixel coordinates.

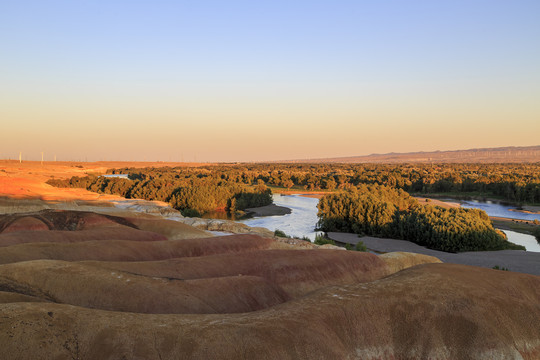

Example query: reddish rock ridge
[0,234,277,264]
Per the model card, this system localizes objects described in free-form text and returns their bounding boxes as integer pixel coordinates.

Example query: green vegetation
[490,218,538,235]
[181,208,202,217]
[47,162,540,225]
[533,226,540,243]
[313,234,367,251]
[112,163,540,204]
[47,168,272,216]
[274,229,289,238]
[492,265,510,271]
[355,241,368,252]
[317,185,526,253]
[314,234,335,246]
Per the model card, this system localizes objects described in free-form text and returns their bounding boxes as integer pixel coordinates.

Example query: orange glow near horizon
[1,86,539,162]
[1,2,539,162]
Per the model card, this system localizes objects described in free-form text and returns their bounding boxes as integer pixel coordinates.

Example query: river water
[241,194,321,240]
[503,230,540,252]
[458,200,540,222]
[240,194,540,252]
[102,174,130,179]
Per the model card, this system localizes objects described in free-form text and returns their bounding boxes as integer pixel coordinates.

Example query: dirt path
[328,232,540,276]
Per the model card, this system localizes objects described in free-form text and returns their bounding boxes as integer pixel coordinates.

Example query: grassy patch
[314,234,335,246]
[355,241,367,252]
[491,218,537,235]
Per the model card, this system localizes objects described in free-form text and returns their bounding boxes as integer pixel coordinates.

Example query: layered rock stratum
[0,209,538,359]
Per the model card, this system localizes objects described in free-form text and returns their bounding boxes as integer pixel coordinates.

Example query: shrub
[274,229,289,238]
[314,234,335,246]
[181,208,201,217]
[355,241,367,252]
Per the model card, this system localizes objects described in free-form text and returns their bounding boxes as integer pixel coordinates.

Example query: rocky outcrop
[123,216,212,240]
[180,217,275,237]
[379,251,442,273]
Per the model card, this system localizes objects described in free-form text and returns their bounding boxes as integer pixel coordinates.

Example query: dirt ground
[0,160,204,201]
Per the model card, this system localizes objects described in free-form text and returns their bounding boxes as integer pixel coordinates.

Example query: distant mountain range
[288,145,540,163]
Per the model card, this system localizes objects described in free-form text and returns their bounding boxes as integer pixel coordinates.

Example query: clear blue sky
[1,1,539,161]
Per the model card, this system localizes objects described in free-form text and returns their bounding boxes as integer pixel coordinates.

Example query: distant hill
[289,145,540,163]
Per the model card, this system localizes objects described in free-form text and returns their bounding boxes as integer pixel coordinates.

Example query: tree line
[47,162,540,223]
[104,163,540,204]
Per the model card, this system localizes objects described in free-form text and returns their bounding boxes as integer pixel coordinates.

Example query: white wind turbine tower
[41,151,44,166]
[19,152,22,163]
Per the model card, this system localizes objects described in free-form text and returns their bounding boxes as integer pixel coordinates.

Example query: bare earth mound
[81,250,391,298]
[0,209,538,359]
[0,264,538,359]
[0,234,276,264]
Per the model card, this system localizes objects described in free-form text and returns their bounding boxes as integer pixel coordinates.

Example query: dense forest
[47,172,272,217]
[103,163,540,204]
[316,184,525,252]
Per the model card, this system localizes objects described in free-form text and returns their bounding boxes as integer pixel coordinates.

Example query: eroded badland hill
[0,161,539,359]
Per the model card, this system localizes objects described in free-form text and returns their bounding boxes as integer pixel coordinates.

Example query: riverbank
[491,216,539,235]
[270,189,328,199]
[328,232,540,276]
[510,205,540,214]
[244,204,292,217]
[415,197,460,209]
[413,192,540,209]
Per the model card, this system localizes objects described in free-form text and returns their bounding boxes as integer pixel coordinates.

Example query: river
[240,194,540,252]
[241,194,321,240]
[458,199,540,222]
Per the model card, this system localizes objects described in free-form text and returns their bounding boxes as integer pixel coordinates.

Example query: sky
[1,0,539,162]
